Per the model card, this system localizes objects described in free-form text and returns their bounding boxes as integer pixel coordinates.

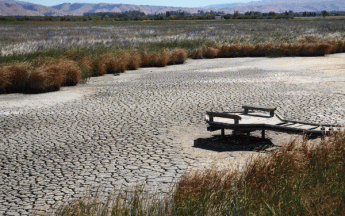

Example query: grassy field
[1,19,345,93]
[48,130,345,216]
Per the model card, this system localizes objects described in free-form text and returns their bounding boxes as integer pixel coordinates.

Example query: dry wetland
[1,19,345,93]
[0,19,345,215]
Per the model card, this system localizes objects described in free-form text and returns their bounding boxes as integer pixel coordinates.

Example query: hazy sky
[28,0,261,7]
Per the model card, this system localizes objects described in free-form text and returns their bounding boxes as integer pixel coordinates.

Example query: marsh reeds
[192,37,345,59]
[2,63,31,93]
[49,130,345,216]
[127,50,142,70]
[1,35,345,94]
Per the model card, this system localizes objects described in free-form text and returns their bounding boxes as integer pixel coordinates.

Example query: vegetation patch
[1,20,345,94]
[48,130,345,215]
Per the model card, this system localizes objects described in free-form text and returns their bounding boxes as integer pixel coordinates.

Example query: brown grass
[27,58,79,93]
[2,37,345,94]
[191,48,203,59]
[203,46,219,59]
[113,51,130,73]
[127,50,142,70]
[91,54,108,76]
[175,168,236,201]
[79,56,93,72]
[251,42,274,56]
[140,52,160,67]
[3,62,31,93]
[169,48,188,64]
[60,59,81,86]
[0,66,13,93]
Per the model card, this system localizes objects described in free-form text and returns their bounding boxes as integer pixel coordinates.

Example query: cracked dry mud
[1,54,345,215]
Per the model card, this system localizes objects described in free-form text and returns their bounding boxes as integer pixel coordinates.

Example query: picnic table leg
[221,129,225,136]
[262,129,265,139]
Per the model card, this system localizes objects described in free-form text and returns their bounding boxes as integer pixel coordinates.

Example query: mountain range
[1,0,345,16]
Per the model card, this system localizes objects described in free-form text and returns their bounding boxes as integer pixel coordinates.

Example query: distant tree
[322,10,329,17]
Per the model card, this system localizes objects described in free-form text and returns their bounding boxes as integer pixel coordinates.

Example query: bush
[4,63,31,93]
[127,50,141,70]
[169,48,188,64]
[27,58,68,93]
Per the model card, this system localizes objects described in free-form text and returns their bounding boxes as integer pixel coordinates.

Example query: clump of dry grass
[127,50,142,70]
[0,58,81,94]
[91,54,108,76]
[158,49,171,67]
[140,52,159,67]
[202,46,219,59]
[0,66,14,93]
[104,51,130,74]
[27,57,81,93]
[1,62,31,93]
[191,48,203,59]
[140,50,169,67]
[251,42,274,56]
[169,49,187,64]
[79,56,93,72]
[169,48,188,65]
[192,37,345,59]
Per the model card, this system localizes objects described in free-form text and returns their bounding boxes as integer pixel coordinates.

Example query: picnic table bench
[205,105,340,139]
[242,105,276,117]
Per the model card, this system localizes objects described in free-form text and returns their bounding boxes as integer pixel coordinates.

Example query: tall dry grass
[0,66,14,93]
[141,49,171,67]
[49,130,345,216]
[28,58,81,93]
[1,63,31,93]
[1,36,344,94]
[192,38,345,59]
[127,50,142,70]
[0,48,189,94]
[169,48,188,65]
[0,58,81,94]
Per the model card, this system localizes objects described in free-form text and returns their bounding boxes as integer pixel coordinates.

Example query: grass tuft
[27,58,68,93]
[4,62,31,93]
[127,50,142,70]
[169,48,188,64]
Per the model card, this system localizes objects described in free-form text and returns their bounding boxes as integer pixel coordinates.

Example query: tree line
[0,10,344,22]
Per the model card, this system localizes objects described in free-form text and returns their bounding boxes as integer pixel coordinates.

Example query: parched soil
[0,54,345,215]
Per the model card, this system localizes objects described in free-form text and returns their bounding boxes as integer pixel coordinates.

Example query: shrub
[251,42,273,57]
[113,51,130,73]
[27,58,66,93]
[79,56,93,83]
[218,43,241,58]
[202,46,219,59]
[60,59,81,86]
[140,52,160,67]
[0,66,13,93]
[91,54,108,76]
[191,48,203,59]
[265,46,286,57]
[4,62,31,93]
[169,48,188,64]
[127,50,141,70]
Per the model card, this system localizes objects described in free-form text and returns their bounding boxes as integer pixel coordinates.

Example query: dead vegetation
[1,36,345,94]
[193,38,345,59]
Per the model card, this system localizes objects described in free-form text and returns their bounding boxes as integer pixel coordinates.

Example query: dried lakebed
[1,54,345,215]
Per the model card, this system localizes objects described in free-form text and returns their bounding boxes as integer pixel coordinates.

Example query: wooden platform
[206,105,341,138]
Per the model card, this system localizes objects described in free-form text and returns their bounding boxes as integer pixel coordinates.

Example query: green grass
[47,130,345,216]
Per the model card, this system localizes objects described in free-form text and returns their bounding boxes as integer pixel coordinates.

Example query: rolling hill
[0,0,345,16]
[206,0,345,13]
